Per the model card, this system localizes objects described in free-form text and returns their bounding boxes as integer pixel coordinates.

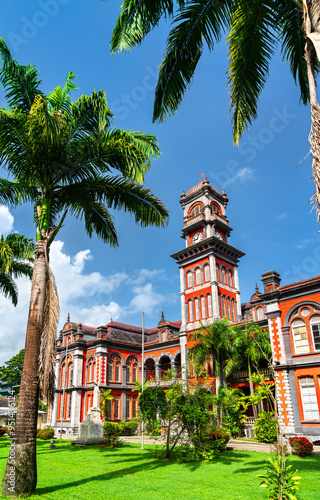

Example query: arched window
[204,265,210,283]
[230,299,235,322]
[195,298,200,321]
[201,296,206,319]
[211,203,220,215]
[256,306,265,321]
[190,204,203,218]
[222,268,227,285]
[66,393,72,420]
[59,363,65,388]
[310,315,320,351]
[207,294,212,317]
[127,356,139,383]
[227,270,233,287]
[216,264,221,283]
[291,319,309,354]
[186,271,193,288]
[108,354,122,382]
[188,300,194,322]
[299,377,319,420]
[87,358,96,383]
[68,363,74,387]
[195,268,201,286]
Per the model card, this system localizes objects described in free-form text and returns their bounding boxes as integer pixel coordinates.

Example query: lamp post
[141,312,144,450]
[59,334,69,443]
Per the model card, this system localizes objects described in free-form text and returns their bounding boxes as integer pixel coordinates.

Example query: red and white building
[49,177,320,443]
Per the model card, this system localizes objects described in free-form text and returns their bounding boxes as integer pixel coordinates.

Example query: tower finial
[67,312,70,323]
[255,282,259,293]
[201,172,204,182]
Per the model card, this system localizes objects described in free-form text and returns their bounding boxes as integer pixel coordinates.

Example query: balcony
[232,367,272,379]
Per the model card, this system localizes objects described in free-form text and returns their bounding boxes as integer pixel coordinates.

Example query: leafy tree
[100,389,114,420]
[0,233,34,306]
[0,39,168,497]
[0,349,24,387]
[110,1,320,216]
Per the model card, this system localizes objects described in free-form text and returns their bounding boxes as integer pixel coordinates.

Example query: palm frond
[277,0,311,105]
[110,0,176,53]
[39,267,59,404]
[153,0,233,122]
[10,261,33,280]
[227,0,279,144]
[4,233,34,261]
[0,38,43,112]
[0,271,18,306]
[48,71,78,114]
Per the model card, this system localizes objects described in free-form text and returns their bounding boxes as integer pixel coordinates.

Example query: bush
[0,427,7,436]
[193,426,230,456]
[99,435,123,449]
[103,419,139,437]
[254,410,277,443]
[122,420,139,436]
[289,436,313,457]
[37,427,54,440]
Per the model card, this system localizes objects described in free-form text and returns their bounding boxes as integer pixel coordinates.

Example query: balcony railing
[232,367,272,379]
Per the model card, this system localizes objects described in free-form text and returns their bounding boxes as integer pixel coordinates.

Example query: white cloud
[225,167,255,186]
[295,239,314,250]
[277,212,287,220]
[0,239,176,365]
[0,206,14,234]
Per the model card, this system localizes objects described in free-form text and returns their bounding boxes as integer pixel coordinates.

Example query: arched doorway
[145,358,155,381]
[160,356,171,379]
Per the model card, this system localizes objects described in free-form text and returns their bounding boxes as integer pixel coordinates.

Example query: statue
[71,382,104,445]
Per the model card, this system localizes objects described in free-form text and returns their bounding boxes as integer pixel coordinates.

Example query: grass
[0,438,320,499]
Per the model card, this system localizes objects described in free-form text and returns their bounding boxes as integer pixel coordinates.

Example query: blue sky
[0,1,318,364]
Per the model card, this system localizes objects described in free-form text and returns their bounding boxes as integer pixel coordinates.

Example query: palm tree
[0,233,34,306]
[189,318,239,390]
[0,39,168,497]
[236,323,272,419]
[110,1,320,216]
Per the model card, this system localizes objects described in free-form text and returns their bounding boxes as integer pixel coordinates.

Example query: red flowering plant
[289,437,313,457]
[98,435,123,449]
[193,427,230,454]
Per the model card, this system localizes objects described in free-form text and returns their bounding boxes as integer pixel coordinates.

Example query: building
[50,177,320,443]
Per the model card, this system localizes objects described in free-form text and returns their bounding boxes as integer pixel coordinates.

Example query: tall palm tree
[110,1,320,216]
[236,323,272,419]
[189,318,239,390]
[0,233,34,306]
[0,39,168,497]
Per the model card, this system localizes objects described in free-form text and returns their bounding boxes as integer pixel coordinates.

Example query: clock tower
[171,176,245,371]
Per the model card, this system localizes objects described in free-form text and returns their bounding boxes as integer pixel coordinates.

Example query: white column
[234,266,242,318]
[180,267,187,327]
[51,355,60,428]
[209,254,219,319]
[70,350,84,433]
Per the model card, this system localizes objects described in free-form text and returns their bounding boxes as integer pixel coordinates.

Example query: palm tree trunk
[303,1,320,217]
[248,362,258,420]
[1,240,48,498]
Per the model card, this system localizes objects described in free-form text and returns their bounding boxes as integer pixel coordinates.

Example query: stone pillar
[209,254,219,319]
[51,354,60,428]
[180,267,187,328]
[70,350,84,433]
[121,389,127,420]
[122,364,127,387]
[96,346,108,385]
[234,266,242,318]
[155,360,160,380]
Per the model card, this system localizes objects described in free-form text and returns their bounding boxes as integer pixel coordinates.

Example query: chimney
[261,271,281,293]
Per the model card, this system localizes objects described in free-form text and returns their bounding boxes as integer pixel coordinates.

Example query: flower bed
[289,436,313,457]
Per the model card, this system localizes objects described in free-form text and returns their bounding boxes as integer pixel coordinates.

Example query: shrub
[99,435,123,449]
[254,410,277,443]
[37,427,54,440]
[122,420,139,436]
[0,427,7,436]
[103,421,120,436]
[193,426,230,456]
[289,437,313,457]
[103,419,139,437]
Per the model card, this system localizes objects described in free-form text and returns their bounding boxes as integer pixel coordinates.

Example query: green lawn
[0,438,319,499]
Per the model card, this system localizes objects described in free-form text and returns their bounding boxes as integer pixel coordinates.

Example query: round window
[301,307,310,317]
